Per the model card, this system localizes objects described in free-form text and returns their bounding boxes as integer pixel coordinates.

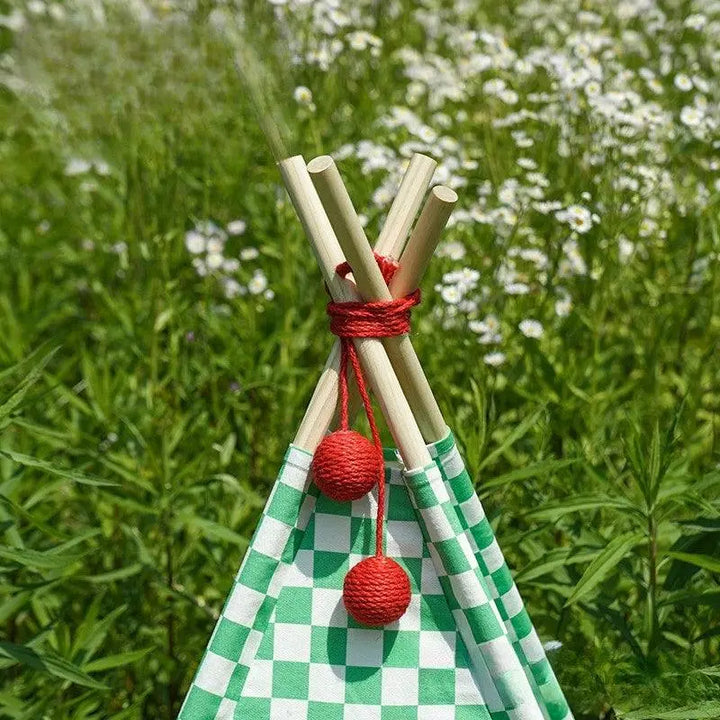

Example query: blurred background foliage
[1,0,719,718]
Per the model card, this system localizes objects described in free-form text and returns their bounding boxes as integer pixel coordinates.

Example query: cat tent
[178,153,573,720]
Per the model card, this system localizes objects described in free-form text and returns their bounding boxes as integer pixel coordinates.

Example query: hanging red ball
[343,556,411,627]
[311,430,382,502]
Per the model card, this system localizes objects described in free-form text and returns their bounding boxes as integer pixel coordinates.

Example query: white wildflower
[684,14,707,31]
[206,252,224,270]
[557,204,594,233]
[674,74,693,92]
[505,282,530,295]
[638,218,657,238]
[206,237,224,254]
[680,105,703,127]
[94,160,111,176]
[223,278,243,299]
[483,351,506,367]
[185,231,206,254]
[226,219,246,235]
[543,640,563,652]
[618,236,635,262]
[248,270,268,295]
[65,158,92,176]
[440,285,462,304]
[437,241,466,260]
[517,157,537,170]
[519,319,544,338]
[240,247,259,261]
[293,86,313,106]
[555,295,573,317]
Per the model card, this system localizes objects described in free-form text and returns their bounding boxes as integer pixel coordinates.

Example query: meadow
[1,0,720,718]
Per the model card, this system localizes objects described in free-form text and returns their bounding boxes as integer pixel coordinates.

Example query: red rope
[328,254,421,558]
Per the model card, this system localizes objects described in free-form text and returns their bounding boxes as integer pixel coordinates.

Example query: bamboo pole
[279,155,431,469]
[307,155,454,442]
[292,154,435,451]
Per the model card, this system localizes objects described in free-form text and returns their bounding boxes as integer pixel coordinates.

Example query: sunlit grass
[0,1,719,719]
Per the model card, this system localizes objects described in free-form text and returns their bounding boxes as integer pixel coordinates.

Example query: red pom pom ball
[312,430,381,502]
[343,556,411,626]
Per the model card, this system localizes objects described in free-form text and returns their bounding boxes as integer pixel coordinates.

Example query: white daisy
[185,231,206,254]
[680,105,703,127]
[226,219,246,236]
[293,86,313,106]
[483,351,506,367]
[674,73,693,92]
[240,247,259,261]
[519,319,544,338]
[206,252,224,270]
[248,270,268,295]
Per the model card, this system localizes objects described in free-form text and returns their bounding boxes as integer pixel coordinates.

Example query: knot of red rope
[327,291,421,339]
[328,253,421,340]
[336,252,400,285]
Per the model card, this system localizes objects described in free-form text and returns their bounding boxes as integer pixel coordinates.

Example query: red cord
[328,254,421,558]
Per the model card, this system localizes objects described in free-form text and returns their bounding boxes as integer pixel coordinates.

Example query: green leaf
[0,641,108,690]
[215,432,236,467]
[529,494,643,521]
[83,563,145,584]
[620,701,720,719]
[658,589,720,608]
[566,532,644,606]
[478,406,544,471]
[0,450,118,487]
[0,348,57,429]
[0,545,88,570]
[515,547,598,583]
[0,591,31,624]
[480,458,578,491]
[667,551,720,574]
[178,514,249,549]
[82,648,151,672]
[0,531,99,570]
[677,517,720,533]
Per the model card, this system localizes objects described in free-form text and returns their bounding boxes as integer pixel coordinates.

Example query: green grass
[1,1,719,718]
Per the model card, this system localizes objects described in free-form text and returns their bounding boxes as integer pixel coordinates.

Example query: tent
[178,153,572,720]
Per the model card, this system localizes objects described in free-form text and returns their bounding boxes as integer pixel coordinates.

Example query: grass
[1,1,719,718]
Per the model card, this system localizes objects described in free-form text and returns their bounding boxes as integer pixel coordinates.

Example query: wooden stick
[344,185,456,426]
[292,154,435,451]
[374,154,437,259]
[279,155,431,470]
[389,186,458,299]
[308,155,454,442]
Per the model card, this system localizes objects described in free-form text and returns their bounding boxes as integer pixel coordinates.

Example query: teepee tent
[178,153,572,720]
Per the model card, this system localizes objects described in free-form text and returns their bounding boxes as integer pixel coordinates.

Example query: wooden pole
[307,155,454,443]
[374,154,437,259]
[279,155,431,469]
[292,154,435,452]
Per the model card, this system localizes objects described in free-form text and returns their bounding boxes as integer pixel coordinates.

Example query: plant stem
[166,535,178,719]
[647,513,659,662]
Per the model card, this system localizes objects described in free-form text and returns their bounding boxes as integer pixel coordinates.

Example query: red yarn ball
[312,430,381,502]
[343,556,411,627]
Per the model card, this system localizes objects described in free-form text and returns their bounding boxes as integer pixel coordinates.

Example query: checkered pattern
[179,445,317,720]
[178,441,571,720]
[428,432,572,720]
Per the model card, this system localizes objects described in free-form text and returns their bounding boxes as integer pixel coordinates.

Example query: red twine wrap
[310,254,419,626]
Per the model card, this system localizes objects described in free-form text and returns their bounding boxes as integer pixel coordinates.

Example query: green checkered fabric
[428,432,571,720]
[178,437,571,720]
